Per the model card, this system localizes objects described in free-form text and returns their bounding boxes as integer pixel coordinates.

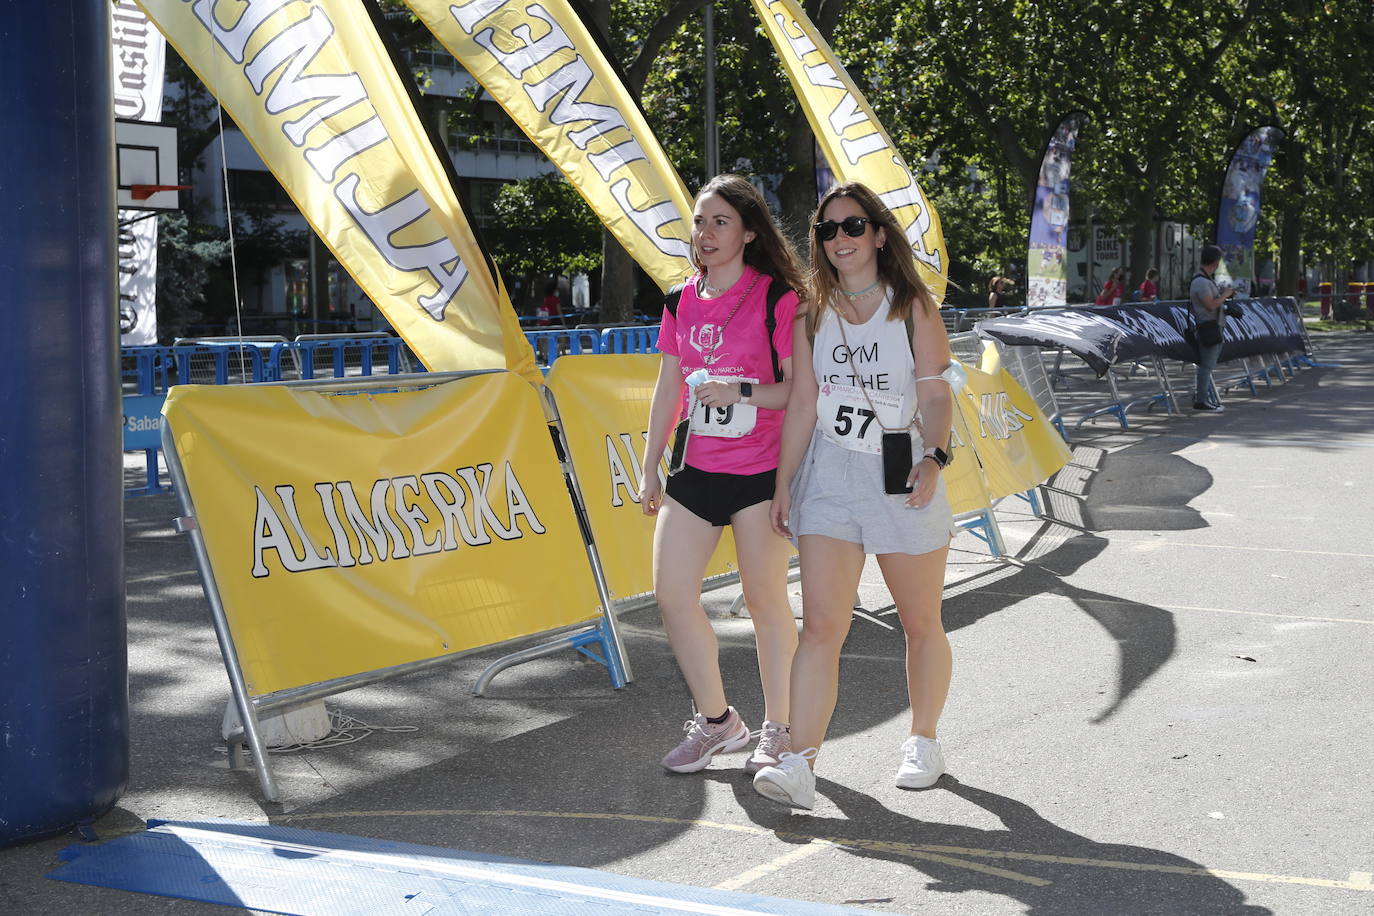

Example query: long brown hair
[692,174,806,300]
[805,182,937,339]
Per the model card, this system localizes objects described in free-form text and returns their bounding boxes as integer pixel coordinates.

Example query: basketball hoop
[130,183,189,201]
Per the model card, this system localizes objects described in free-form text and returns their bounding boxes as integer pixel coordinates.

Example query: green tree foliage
[1243,0,1374,291]
[164,0,1374,310]
[154,211,229,342]
[486,173,604,279]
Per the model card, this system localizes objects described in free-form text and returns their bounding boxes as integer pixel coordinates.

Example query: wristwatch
[922,446,951,469]
[738,381,753,404]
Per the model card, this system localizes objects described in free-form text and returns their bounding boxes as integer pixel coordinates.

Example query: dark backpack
[662,276,791,382]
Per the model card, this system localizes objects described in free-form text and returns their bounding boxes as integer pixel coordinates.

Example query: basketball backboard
[115,119,181,210]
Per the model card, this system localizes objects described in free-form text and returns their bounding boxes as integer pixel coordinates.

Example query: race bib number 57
[818,382,901,453]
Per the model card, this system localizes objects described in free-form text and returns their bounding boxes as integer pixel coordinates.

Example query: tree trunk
[599,232,636,323]
[1128,194,1154,292]
[583,0,636,320]
[776,110,819,246]
[1128,165,1158,291]
[1276,136,1304,297]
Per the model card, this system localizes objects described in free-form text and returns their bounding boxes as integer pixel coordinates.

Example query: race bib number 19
[690,376,759,438]
[818,383,902,453]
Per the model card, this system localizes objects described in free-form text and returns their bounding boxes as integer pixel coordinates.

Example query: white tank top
[811,293,917,453]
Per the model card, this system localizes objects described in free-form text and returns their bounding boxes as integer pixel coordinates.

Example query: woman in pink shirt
[638,174,805,776]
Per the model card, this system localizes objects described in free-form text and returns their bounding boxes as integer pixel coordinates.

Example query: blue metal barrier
[172,341,271,385]
[267,336,418,381]
[599,325,660,354]
[122,338,428,495]
[121,346,175,495]
[525,328,601,368]
[120,344,269,496]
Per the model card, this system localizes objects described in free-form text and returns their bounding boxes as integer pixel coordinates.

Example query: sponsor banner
[944,394,994,517]
[1215,126,1284,297]
[545,354,739,598]
[956,351,1072,507]
[113,0,167,345]
[1026,113,1087,311]
[975,298,1307,375]
[749,0,948,303]
[403,0,694,290]
[135,0,538,384]
[545,355,1059,533]
[123,394,166,450]
[162,373,598,697]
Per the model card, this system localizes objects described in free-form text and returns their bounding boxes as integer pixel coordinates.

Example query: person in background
[752,182,957,810]
[1095,267,1125,306]
[987,276,1011,309]
[1137,268,1160,302]
[537,281,562,327]
[1190,244,1234,413]
[638,174,807,777]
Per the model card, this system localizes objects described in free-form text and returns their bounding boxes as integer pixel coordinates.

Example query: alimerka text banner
[163,373,598,697]
[546,354,740,598]
[955,355,1072,510]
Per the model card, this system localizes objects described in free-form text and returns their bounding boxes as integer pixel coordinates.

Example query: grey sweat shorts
[792,435,956,556]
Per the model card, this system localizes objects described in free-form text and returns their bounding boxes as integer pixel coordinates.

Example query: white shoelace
[902,736,938,768]
[776,747,818,771]
[681,715,738,748]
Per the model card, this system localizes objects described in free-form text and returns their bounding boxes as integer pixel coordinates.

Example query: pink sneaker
[743,721,791,775]
[661,707,750,773]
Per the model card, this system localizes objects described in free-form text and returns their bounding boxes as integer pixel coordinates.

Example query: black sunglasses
[813,216,872,241]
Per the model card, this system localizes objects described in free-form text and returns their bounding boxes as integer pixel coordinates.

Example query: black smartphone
[668,418,690,476]
[881,432,914,494]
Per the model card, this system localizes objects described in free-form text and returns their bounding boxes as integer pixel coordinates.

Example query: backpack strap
[662,281,687,318]
[763,278,788,383]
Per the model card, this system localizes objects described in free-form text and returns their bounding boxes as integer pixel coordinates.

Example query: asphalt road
[3,332,1371,915]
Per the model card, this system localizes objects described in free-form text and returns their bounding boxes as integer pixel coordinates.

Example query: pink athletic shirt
[657,268,798,475]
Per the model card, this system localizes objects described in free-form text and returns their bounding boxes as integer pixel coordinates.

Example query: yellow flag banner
[546,354,739,598]
[136,0,538,383]
[952,360,1072,509]
[749,0,948,302]
[402,0,694,290]
[163,373,598,697]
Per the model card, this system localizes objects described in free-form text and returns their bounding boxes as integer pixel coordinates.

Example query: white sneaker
[752,747,818,810]
[895,735,945,789]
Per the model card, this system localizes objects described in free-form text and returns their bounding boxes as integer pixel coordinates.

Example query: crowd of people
[640,175,958,809]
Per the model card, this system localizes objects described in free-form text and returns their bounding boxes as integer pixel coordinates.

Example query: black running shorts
[664,464,777,527]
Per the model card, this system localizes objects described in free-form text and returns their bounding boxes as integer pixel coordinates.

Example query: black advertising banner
[975,299,1307,375]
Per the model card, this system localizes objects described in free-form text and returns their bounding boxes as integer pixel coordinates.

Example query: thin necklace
[701,270,761,365]
[841,279,881,300]
[700,271,739,297]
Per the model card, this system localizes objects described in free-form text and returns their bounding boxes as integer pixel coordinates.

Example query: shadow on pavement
[726,776,1272,915]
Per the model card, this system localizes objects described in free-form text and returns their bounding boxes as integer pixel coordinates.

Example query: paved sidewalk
[3,332,1372,915]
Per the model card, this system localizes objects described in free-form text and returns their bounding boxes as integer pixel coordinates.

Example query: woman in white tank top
[752,182,958,811]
